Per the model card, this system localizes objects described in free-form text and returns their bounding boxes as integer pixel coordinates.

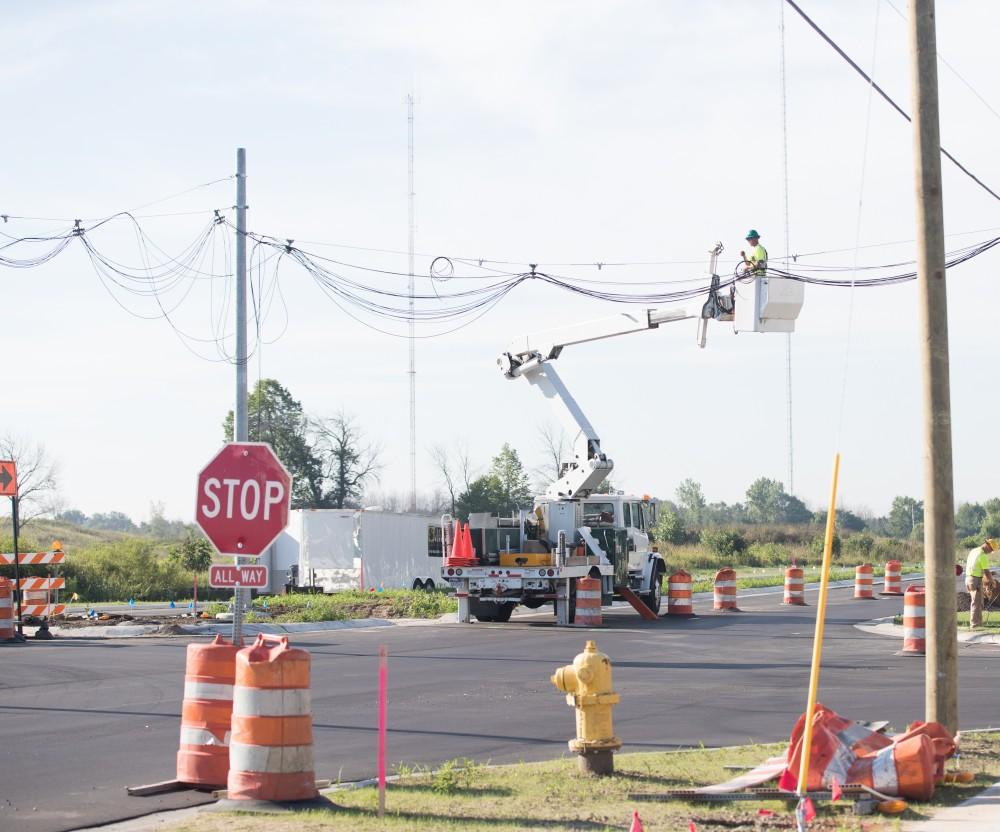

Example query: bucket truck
[441,242,804,624]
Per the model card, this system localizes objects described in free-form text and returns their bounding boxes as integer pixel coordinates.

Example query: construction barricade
[667,569,694,617]
[573,577,602,627]
[783,566,805,606]
[177,635,241,788]
[713,568,739,611]
[883,560,903,595]
[901,585,926,656]
[854,563,875,599]
[228,634,318,802]
[0,578,13,641]
[786,703,954,800]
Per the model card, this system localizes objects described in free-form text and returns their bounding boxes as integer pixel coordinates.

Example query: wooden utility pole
[908,0,958,734]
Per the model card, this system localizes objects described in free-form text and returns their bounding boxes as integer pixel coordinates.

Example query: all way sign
[209,564,269,589]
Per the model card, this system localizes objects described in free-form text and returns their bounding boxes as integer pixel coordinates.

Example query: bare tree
[532,422,568,492]
[311,412,383,509]
[0,434,60,527]
[428,444,457,516]
[429,441,478,516]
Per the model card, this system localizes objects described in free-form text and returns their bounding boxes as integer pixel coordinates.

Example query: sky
[3,0,999,526]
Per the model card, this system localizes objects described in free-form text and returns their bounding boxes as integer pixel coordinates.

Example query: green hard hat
[745,229,760,239]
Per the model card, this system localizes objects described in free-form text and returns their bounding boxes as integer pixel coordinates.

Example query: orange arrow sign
[0,460,15,496]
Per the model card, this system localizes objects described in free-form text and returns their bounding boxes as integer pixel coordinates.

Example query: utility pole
[234,147,248,643]
[407,95,417,513]
[908,0,957,734]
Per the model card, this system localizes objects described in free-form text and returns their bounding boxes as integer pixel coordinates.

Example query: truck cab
[580,494,658,572]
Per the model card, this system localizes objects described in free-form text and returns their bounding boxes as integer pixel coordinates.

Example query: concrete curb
[855,615,1000,645]
[32,617,420,639]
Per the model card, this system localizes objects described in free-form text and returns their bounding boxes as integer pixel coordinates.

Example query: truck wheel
[412,579,424,591]
[470,598,497,622]
[423,579,436,591]
[642,569,663,614]
[494,604,515,623]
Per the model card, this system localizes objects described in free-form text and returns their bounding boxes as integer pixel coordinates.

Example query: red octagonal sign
[195,442,292,556]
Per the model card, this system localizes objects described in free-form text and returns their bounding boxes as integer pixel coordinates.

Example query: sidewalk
[904,781,1000,831]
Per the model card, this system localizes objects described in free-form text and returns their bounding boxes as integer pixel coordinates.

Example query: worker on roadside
[965,538,997,629]
[740,230,768,276]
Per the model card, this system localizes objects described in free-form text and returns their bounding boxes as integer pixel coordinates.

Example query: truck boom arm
[498,308,693,500]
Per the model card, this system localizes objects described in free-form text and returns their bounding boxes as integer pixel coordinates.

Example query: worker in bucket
[965,538,997,629]
[740,230,768,276]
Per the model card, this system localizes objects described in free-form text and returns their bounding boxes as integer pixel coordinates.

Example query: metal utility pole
[407,95,417,513]
[11,496,24,638]
[908,0,957,734]
[234,147,248,643]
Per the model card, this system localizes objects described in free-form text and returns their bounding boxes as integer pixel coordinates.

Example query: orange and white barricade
[0,549,65,566]
[573,577,602,627]
[667,569,694,617]
[177,634,241,787]
[786,703,952,800]
[854,563,875,599]
[0,578,14,641]
[713,568,739,611]
[883,560,903,595]
[783,566,806,606]
[228,634,318,802]
[901,585,926,656]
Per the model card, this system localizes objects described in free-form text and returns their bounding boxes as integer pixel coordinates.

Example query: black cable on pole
[784,0,1000,204]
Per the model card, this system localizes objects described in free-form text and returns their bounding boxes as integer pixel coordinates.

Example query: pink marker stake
[378,645,387,818]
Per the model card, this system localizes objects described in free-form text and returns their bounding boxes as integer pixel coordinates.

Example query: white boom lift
[442,242,804,625]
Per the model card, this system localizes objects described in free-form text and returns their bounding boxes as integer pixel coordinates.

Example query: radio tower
[407,94,417,513]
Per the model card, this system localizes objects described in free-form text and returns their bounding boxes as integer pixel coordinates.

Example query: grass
[159,732,1000,832]
[239,589,457,623]
[688,563,923,595]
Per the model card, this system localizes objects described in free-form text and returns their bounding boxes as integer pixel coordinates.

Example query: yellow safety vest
[967,548,990,578]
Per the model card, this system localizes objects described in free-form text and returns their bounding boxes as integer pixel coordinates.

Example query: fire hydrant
[550,640,621,775]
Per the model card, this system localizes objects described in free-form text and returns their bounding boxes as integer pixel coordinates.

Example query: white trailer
[272,508,443,593]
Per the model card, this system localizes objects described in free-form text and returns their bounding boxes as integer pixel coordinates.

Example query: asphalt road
[2,584,999,832]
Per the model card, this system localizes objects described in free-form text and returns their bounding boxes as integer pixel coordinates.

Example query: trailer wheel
[412,579,425,591]
[469,598,497,622]
[493,603,515,623]
[423,579,436,591]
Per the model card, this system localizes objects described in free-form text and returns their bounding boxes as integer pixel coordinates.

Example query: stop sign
[195,442,292,556]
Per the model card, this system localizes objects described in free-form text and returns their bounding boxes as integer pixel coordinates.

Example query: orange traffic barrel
[0,578,14,640]
[713,568,739,611]
[783,566,806,606]
[176,634,240,787]
[667,569,694,617]
[854,563,875,599]
[573,577,602,627]
[883,560,903,595]
[228,634,318,802]
[901,585,926,656]
[849,733,936,800]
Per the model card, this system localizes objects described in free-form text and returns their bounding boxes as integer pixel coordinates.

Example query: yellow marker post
[795,453,841,823]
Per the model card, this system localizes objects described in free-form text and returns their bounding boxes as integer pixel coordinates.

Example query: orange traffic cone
[629,810,644,832]
[453,520,463,558]
[463,523,477,563]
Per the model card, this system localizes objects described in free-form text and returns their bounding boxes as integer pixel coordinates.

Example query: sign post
[194,443,291,643]
[1,461,22,639]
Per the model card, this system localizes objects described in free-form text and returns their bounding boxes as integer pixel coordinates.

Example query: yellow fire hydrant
[550,640,621,775]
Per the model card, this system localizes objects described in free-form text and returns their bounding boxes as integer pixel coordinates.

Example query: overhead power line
[784,0,1000,203]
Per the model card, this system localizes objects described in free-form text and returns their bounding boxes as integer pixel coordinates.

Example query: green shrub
[745,541,791,567]
[699,528,748,559]
[844,532,875,559]
[808,533,842,559]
